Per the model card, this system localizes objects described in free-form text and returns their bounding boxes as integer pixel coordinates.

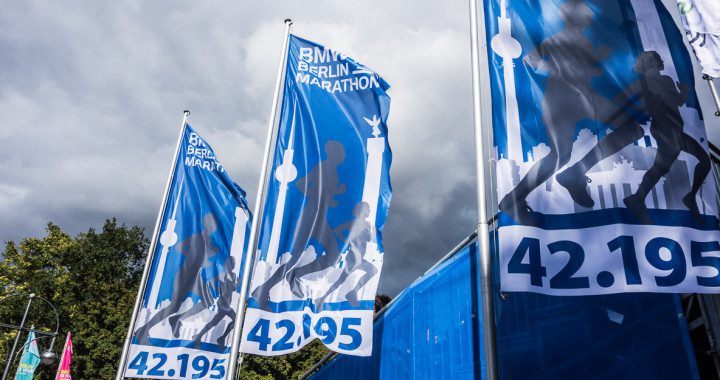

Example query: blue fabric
[256,35,392,265]
[241,34,392,357]
[131,123,251,355]
[309,240,699,379]
[488,0,719,296]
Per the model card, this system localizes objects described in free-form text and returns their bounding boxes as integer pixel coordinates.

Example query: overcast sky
[1,0,718,296]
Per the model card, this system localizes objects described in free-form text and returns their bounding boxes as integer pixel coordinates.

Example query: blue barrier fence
[306,240,699,379]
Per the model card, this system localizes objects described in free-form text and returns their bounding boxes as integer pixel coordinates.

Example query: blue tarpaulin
[307,240,699,379]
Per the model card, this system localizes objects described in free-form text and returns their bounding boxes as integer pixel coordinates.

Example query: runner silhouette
[557,50,710,223]
[251,140,346,309]
[135,213,219,344]
[498,0,638,224]
[168,255,239,349]
[617,52,709,223]
[310,202,378,309]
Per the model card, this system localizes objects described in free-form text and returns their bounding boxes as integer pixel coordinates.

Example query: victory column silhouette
[135,214,220,343]
[250,140,347,309]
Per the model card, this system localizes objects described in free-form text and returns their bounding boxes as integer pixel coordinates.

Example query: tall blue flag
[123,124,251,379]
[489,0,720,295]
[240,35,392,356]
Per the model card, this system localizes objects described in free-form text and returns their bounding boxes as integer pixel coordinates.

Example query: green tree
[0,220,147,379]
[239,340,330,380]
[0,220,336,379]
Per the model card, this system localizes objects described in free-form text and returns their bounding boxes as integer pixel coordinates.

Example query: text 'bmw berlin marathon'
[240,35,392,356]
[124,125,252,379]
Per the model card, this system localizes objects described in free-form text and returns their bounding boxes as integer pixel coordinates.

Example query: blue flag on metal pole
[240,35,392,356]
[489,0,720,295]
[123,124,251,379]
[14,330,40,380]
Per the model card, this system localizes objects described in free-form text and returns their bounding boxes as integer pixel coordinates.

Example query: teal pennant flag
[14,329,41,380]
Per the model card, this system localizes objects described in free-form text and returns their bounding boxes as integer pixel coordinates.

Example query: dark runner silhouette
[251,140,346,309]
[135,214,220,344]
[168,255,239,349]
[613,52,706,222]
[309,202,378,309]
[557,51,710,225]
[498,0,638,224]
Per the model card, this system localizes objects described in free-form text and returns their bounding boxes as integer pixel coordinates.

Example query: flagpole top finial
[284,19,293,25]
[29,293,35,298]
[183,110,191,116]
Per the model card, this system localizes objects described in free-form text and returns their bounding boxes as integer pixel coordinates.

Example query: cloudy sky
[1,0,718,296]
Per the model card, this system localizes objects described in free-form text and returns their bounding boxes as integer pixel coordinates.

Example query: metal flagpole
[704,75,720,117]
[469,0,499,378]
[114,110,190,380]
[227,18,293,380]
[1,294,34,380]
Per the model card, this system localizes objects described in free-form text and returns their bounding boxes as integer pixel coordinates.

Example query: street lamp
[0,293,61,380]
[33,294,60,365]
[9,335,56,368]
[41,349,58,366]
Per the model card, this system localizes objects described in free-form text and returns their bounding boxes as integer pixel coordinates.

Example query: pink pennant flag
[55,333,72,380]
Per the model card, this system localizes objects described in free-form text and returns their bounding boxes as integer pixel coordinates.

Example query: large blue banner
[240,35,392,356]
[306,240,700,380]
[489,0,720,295]
[124,124,251,379]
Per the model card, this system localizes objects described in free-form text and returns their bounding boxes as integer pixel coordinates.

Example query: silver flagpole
[1,294,34,380]
[469,0,499,378]
[115,110,190,380]
[227,18,293,380]
[704,74,720,117]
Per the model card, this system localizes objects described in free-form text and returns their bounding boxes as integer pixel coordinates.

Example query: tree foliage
[239,340,329,380]
[0,221,333,379]
[0,220,147,379]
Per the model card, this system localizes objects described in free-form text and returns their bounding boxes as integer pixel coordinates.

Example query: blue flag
[124,124,251,379]
[489,0,720,295]
[14,330,40,380]
[241,35,392,356]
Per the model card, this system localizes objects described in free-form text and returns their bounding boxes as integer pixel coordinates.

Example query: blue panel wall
[496,286,698,379]
[310,245,483,379]
[308,241,699,379]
